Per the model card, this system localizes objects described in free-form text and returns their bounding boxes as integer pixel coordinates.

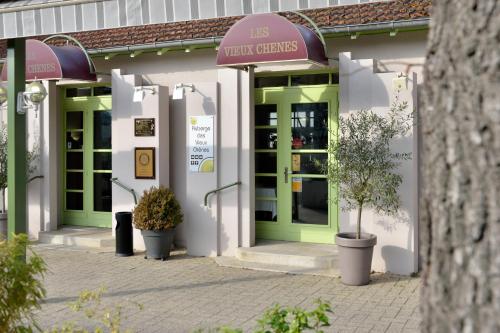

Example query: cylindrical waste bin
[115,211,134,257]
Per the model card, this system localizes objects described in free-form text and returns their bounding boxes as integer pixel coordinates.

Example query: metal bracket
[204,181,241,207]
[42,34,96,75]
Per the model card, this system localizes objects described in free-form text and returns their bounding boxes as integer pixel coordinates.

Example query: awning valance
[1,39,96,82]
[216,13,328,67]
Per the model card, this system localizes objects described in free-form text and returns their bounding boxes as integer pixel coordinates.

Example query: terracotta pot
[336,232,377,286]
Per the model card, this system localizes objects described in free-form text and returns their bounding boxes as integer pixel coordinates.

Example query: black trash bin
[115,211,134,257]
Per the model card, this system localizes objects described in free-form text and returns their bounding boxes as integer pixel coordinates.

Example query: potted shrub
[324,100,411,285]
[133,186,183,260]
[0,124,38,239]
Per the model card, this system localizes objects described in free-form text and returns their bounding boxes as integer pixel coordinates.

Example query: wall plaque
[134,118,155,136]
[135,147,155,179]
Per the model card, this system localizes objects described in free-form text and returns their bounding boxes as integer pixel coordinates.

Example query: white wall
[339,52,419,275]
[111,69,169,251]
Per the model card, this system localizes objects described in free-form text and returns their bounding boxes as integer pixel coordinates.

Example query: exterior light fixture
[185,47,192,53]
[105,53,117,60]
[157,48,170,56]
[389,29,398,37]
[172,83,195,100]
[133,86,156,102]
[130,50,143,58]
[17,81,48,116]
[350,32,359,40]
[0,86,7,108]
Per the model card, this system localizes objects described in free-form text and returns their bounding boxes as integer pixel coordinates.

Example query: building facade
[0,0,430,275]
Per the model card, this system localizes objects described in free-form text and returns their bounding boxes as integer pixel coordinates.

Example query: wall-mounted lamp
[130,50,143,58]
[105,53,117,60]
[350,32,359,40]
[172,83,195,100]
[0,86,7,109]
[157,48,170,56]
[185,47,192,53]
[389,29,398,37]
[133,86,156,102]
[0,81,47,116]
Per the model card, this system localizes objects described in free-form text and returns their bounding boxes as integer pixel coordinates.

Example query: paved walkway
[32,244,421,333]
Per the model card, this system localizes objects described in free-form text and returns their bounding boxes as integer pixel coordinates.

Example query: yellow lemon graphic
[190,117,197,125]
[199,158,214,172]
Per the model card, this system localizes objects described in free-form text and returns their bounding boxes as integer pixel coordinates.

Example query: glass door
[63,92,112,228]
[255,85,338,244]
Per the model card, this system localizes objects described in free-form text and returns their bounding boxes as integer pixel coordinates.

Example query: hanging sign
[188,116,214,173]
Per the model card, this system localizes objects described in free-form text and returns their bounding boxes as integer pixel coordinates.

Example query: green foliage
[132,186,183,231]
[194,300,332,333]
[0,234,46,333]
[255,300,332,333]
[323,98,412,238]
[47,287,143,333]
[0,123,39,212]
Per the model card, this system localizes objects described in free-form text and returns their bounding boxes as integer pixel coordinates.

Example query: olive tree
[324,99,412,239]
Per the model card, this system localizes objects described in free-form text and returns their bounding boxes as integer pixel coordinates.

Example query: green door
[255,85,338,244]
[62,88,112,228]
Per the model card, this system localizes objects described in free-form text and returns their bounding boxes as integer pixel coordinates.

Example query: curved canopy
[216,13,328,67]
[1,39,96,82]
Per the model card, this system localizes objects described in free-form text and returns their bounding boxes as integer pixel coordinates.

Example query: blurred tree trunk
[420,1,500,332]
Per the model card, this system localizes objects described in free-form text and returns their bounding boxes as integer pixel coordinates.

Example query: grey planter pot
[141,229,175,261]
[336,232,377,286]
[0,212,7,239]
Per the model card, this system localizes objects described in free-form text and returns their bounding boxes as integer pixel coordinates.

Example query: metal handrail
[204,181,241,207]
[110,177,137,205]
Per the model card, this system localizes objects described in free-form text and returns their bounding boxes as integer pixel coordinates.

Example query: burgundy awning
[216,13,328,67]
[1,39,96,82]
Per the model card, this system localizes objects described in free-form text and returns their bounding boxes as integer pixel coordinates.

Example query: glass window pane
[94,173,111,212]
[291,103,328,150]
[292,178,328,225]
[66,111,83,130]
[66,152,83,170]
[255,200,277,221]
[66,192,83,210]
[94,152,112,170]
[291,74,329,86]
[255,104,277,126]
[94,111,112,149]
[66,131,83,150]
[66,87,91,98]
[331,73,339,84]
[255,76,288,88]
[93,86,112,96]
[66,172,83,190]
[291,153,327,175]
[255,129,277,149]
[255,176,277,198]
[255,152,276,173]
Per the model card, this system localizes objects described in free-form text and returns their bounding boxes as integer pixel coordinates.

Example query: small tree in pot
[324,99,411,285]
[133,186,183,260]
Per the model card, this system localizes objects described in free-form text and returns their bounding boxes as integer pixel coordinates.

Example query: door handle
[284,167,289,183]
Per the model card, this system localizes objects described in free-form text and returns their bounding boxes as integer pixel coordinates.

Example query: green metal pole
[6,38,26,240]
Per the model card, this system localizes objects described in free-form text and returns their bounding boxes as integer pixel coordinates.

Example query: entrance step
[38,227,114,249]
[216,240,340,277]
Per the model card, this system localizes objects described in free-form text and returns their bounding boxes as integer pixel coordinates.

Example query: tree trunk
[421,1,500,332]
[357,202,363,239]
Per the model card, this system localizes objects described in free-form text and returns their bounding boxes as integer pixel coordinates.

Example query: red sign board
[216,13,328,67]
[1,39,96,82]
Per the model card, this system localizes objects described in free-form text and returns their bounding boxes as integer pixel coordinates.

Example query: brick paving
[32,244,421,333]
